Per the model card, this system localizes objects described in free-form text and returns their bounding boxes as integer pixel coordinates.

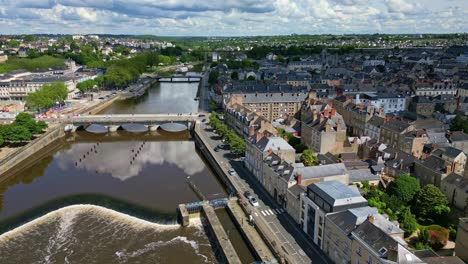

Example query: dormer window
[378,247,388,256]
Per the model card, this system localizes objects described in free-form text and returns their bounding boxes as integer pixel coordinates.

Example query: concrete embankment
[192,124,277,262]
[226,200,277,263]
[0,124,65,181]
[202,202,242,264]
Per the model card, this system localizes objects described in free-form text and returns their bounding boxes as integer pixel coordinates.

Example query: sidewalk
[227,199,277,263]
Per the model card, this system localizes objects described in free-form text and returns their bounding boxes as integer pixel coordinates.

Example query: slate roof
[298,163,348,181]
[381,119,411,133]
[255,136,295,153]
[442,173,468,191]
[348,169,380,183]
[442,147,463,158]
[367,115,385,127]
[418,155,446,171]
[450,131,468,142]
[307,180,367,207]
[327,206,378,234]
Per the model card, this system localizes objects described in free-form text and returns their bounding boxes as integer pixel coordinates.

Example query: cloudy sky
[0,0,466,35]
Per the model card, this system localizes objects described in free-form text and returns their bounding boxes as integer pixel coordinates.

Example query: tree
[208,70,219,85]
[209,100,217,111]
[300,149,317,166]
[77,79,97,93]
[14,113,45,134]
[25,82,68,109]
[387,174,420,203]
[0,134,3,146]
[427,225,449,250]
[231,71,239,80]
[413,184,449,221]
[450,115,468,132]
[0,124,32,142]
[399,207,418,236]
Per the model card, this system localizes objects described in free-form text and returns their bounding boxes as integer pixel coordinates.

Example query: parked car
[201,119,207,123]
[244,191,253,200]
[217,144,226,149]
[214,147,219,152]
[249,197,259,207]
[198,114,206,117]
[228,168,236,176]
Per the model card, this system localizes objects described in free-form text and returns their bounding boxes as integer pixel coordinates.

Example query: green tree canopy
[399,207,418,236]
[15,113,48,134]
[387,174,420,203]
[450,115,468,132]
[413,184,449,221]
[300,149,317,166]
[208,70,219,85]
[25,82,68,109]
[0,124,32,142]
[77,79,98,93]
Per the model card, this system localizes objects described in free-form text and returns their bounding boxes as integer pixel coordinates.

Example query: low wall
[0,124,66,181]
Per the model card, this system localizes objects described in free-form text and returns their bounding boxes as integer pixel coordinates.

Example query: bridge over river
[62,113,201,133]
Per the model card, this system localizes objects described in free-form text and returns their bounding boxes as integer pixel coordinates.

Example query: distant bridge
[62,113,200,133]
[154,75,202,83]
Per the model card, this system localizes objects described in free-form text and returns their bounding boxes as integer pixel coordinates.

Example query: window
[356,246,362,256]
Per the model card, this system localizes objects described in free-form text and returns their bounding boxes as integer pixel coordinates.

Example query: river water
[0,82,240,263]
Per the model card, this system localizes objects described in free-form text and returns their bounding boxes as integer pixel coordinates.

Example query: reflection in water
[0,131,226,221]
[58,138,205,181]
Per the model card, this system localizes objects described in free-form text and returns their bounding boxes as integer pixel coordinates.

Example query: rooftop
[307,180,367,207]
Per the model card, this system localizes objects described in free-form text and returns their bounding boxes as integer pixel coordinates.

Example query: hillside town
[0,34,468,263]
[209,43,468,263]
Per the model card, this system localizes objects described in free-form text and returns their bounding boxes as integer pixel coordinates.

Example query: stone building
[224,103,277,139]
[223,81,309,122]
[301,101,357,154]
[455,218,468,263]
[441,173,468,210]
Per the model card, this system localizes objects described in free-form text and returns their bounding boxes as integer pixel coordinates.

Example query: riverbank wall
[0,124,66,182]
[192,123,277,263]
[0,94,121,180]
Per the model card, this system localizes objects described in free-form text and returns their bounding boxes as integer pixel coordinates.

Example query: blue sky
[0,0,466,36]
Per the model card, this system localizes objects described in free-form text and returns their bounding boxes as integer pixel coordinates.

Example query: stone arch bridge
[62,113,199,133]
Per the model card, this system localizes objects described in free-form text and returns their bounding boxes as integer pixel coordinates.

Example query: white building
[300,181,367,248]
[355,93,406,114]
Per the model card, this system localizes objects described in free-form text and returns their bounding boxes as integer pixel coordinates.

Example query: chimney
[256,132,263,142]
[324,108,329,118]
[369,105,375,116]
[296,173,302,185]
[368,215,375,224]
[248,126,255,137]
[320,114,324,123]
[327,101,333,108]
[268,147,273,153]
[331,108,336,117]
[378,107,384,116]
[312,109,318,121]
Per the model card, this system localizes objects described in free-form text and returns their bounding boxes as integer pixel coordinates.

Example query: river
[0,82,244,264]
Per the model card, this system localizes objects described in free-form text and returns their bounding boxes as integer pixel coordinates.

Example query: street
[199,121,332,264]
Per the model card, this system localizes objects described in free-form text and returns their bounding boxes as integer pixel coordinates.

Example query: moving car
[249,197,259,207]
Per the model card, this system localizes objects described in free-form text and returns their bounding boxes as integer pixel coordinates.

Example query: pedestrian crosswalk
[259,208,285,216]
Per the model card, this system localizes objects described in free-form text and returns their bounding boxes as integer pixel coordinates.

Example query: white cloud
[0,0,466,35]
